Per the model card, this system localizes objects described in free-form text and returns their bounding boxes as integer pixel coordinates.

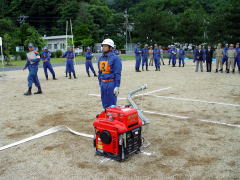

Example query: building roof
[42,35,73,40]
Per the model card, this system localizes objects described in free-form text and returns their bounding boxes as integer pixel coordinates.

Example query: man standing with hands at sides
[142,44,149,71]
[195,45,204,72]
[148,46,154,66]
[222,44,229,72]
[205,45,214,72]
[134,42,142,72]
[98,39,122,109]
[85,47,97,77]
[214,43,224,73]
[171,45,177,67]
[22,43,42,96]
[178,46,185,67]
[41,46,57,80]
[153,44,161,71]
[226,44,237,73]
[159,45,165,65]
[63,46,77,79]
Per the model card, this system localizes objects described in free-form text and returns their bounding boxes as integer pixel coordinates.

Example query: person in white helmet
[98,39,122,109]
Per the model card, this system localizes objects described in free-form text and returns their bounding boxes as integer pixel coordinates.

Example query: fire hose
[0,85,149,151]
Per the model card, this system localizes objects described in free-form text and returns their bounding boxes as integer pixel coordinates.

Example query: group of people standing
[193,43,240,73]
[134,44,186,72]
[22,39,122,111]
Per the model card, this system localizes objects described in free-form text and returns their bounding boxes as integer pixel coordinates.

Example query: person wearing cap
[178,46,185,67]
[171,45,177,67]
[222,44,229,72]
[85,47,97,77]
[234,43,240,73]
[226,44,237,73]
[41,46,57,80]
[214,43,224,73]
[153,44,161,71]
[98,38,122,109]
[63,46,77,79]
[134,42,142,72]
[195,45,204,72]
[141,44,149,71]
[22,43,42,95]
[205,45,214,72]
[112,45,120,56]
[159,45,165,65]
[148,46,154,66]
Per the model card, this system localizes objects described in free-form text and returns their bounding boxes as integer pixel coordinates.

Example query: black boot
[179,64,181,67]
[232,69,235,73]
[227,69,229,73]
[46,75,48,80]
[158,67,160,71]
[53,74,57,80]
[69,73,72,79]
[146,66,149,71]
[215,69,218,73]
[87,72,90,77]
[65,72,68,77]
[73,72,77,79]
[155,67,157,71]
[183,63,184,67]
[94,72,97,77]
[34,86,42,94]
[137,67,141,72]
[24,87,32,96]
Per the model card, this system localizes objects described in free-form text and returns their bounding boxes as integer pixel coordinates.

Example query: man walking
[22,43,42,95]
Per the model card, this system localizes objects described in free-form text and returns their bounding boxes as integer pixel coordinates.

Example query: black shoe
[155,68,157,71]
[137,68,141,72]
[215,69,218,73]
[24,87,32,96]
[73,72,77,79]
[53,75,57,80]
[65,73,68,77]
[46,75,48,80]
[179,64,181,67]
[87,73,90,77]
[183,64,184,67]
[94,73,97,77]
[146,66,149,71]
[232,69,235,73]
[69,73,72,79]
[34,87,42,94]
[227,69,230,73]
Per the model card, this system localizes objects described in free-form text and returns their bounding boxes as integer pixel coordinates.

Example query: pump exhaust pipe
[128,84,150,125]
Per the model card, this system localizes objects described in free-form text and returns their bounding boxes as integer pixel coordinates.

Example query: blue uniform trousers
[28,66,40,88]
[100,81,117,109]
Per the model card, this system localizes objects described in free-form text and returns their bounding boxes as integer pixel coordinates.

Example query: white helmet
[102,38,115,48]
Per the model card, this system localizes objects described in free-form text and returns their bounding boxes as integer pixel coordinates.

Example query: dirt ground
[0,59,239,180]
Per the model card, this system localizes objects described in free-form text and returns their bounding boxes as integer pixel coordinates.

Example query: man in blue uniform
[63,46,76,79]
[98,38,122,109]
[222,44,228,72]
[112,45,120,55]
[234,43,240,73]
[85,47,97,77]
[134,42,142,72]
[22,43,42,95]
[171,45,177,67]
[41,46,57,80]
[142,44,149,71]
[153,44,161,71]
[178,46,185,67]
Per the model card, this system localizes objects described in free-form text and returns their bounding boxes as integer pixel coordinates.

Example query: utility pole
[124,10,129,53]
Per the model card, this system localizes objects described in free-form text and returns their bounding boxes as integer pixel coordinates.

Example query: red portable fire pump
[93,106,143,161]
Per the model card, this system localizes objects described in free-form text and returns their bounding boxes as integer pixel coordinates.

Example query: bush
[55,50,62,58]
[51,52,56,58]
[14,52,27,60]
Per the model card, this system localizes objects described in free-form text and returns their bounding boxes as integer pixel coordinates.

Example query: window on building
[48,44,52,50]
[54,44,58,49]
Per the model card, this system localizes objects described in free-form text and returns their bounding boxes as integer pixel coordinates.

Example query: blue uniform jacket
[134,47,141,56]
[24,50,41,69]
[153,48,161,57]
[171,48,177,56]
[41,51,51,61]
[179,49,185,57]
[235,48,240,59]
[142,48,149,56]
[112,49,119,55]
[98,51,122,87]
[63,51,74,60]
[85,52,93,60]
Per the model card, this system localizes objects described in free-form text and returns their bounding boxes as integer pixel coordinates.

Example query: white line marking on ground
[144,110,240,128]
[150,94,240,107]
[88,87,172,100]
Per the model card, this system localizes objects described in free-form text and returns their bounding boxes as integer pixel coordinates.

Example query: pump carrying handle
[127,84,150,125]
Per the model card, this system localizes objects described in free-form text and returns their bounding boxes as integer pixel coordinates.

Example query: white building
[42,35,73,52]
